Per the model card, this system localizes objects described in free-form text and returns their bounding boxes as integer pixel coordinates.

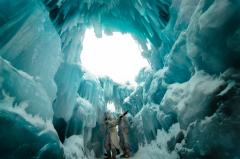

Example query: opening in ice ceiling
[80,28,149,86]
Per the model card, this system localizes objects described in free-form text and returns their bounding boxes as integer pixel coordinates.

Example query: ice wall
[130,0,240,158]
[99,77,133,111]
[0,0,65,158]
[0,0,62,102]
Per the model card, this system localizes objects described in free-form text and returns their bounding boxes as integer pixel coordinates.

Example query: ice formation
[0,0,240,159]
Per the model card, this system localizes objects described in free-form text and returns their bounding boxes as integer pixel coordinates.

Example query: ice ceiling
[81,28,149,85]
[0,0,240,159]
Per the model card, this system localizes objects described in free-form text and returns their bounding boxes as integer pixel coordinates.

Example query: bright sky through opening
[107,102,116,112]
[81,28,149,85]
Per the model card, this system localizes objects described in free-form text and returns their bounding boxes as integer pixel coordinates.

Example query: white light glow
[107,102,116,112]
[81,28,149,85]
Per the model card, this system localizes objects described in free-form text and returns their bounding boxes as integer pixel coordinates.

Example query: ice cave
[0,0,240,159]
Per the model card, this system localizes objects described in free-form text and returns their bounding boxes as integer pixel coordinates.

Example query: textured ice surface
[53,63,83,121]
[0,94,63,159]
[0,57,53,120]
[64,135,94,159]
[0,0,62,101]
[161,71,226,129]
[131,124,180,159]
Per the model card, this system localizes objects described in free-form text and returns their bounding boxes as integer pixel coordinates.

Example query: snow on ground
[95,124,180,159]
[130,124,180,159]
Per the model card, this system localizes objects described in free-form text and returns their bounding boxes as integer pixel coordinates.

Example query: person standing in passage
[104,112,120,159]
[118,115,130,158]
[104,114,112,159]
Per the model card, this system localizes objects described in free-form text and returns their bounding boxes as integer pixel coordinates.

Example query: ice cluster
[0,0,240,158]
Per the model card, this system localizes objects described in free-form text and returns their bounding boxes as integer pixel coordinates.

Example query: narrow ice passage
[0,0,240,159]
